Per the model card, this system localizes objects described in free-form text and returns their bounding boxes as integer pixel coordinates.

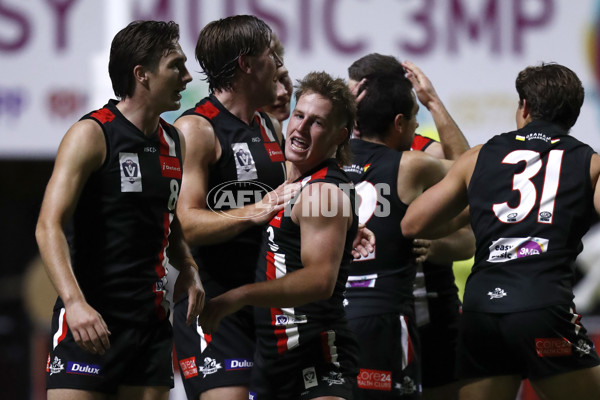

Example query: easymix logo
[225,359,253,370]
[67,361,101,376]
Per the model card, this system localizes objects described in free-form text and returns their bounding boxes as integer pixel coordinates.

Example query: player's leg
[530,365,600,400]
[116,385,170,400]
[47,388,108,400]
[458,376,521,400]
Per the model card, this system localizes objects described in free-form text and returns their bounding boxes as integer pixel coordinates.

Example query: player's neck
[214,90,259,126]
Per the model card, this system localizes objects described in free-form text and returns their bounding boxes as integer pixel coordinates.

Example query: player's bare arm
[198,183,352,333]
[175,115,298,246]
[36,119,111,355]
[402,146,480,239]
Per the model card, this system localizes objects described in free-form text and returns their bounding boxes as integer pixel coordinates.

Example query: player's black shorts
[250,328,359,400]
[457,304,600,381]
[46,306,174,393]
[348,313,421,399]
[173,297,255,398]
[417,292,461,387]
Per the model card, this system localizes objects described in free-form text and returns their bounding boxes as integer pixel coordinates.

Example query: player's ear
[238,54,252,74]
[133,64,149,87]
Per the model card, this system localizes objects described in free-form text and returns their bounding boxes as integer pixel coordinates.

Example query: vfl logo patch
[159,155,181,179]
[232,143,257,181]
[302,366,318,389]
[274,314,307,326]
[120,152,142,192]
[67,362,101,376]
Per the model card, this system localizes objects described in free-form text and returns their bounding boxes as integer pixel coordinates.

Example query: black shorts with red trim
[46,305,173,393]
[457,304,600,381]
[173,298,255,398]
[250,327,358,400]
[348,312,422,399]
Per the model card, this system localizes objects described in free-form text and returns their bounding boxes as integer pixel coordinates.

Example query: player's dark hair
[295,72,356,166]
[109,20,180,99]
[195,15,272,93]
[516,63,584,130]
[357,73,415,140]
[348,53,405,81]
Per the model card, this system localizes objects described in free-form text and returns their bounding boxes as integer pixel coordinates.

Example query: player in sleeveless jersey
[171,15,300,400]
[198,72,359,399]
[348,54,473,399]
[402,63,600,400]
[36,21,204,400]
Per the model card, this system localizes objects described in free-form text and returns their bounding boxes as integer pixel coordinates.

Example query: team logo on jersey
[199,357,222,378]
[232,143,258,180]
[488,237,549,263]
[119,152,142,192]
[49,356,64,375]
[274,314,307,326]
[395,376,418,395]
[302,366,318,389]
[574,339,592,357]
[67,361,101,376]
[322,371,345,386]
[487,287,507,299]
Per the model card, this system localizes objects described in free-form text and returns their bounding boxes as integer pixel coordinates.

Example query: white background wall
[2,0,600,159]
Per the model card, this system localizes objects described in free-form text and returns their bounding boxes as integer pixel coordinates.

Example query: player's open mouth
[290,137,309,151]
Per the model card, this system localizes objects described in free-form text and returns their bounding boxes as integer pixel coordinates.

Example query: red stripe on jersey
[255,114,272,142]
[204,333,212,344]
[195,101,220,119]
[269,210,284,228]
[307,166,328,182]
[266,250,289,354]
[158,125,169,155]
[153,213,170,320]
[320,331,332,363]
[90,108,115,124]
[411,134,435,151]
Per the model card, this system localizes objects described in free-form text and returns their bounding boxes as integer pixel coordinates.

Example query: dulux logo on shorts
[225,359,253,370]
[67,361,101,376]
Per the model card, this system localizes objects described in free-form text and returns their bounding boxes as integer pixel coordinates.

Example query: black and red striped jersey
[466,120,597,312]
[254,159,358,360]
[178,95,287,293]
[59,99,183,326]
[343,139,416,318]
